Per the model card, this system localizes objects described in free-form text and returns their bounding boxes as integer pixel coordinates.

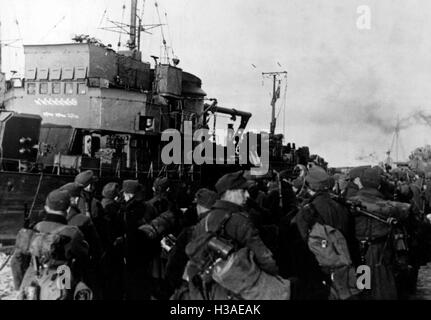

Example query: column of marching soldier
[9,164,431,300]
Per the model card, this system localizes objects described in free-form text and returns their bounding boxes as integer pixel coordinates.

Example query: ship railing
[0,156,201,180]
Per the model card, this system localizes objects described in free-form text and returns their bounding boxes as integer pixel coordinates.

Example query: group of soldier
[9,162,431,300]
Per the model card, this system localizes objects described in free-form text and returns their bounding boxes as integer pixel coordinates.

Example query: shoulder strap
[306,202,322,223]
[204,211,234,237]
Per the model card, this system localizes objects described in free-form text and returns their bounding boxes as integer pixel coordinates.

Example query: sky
[2,0,431,167]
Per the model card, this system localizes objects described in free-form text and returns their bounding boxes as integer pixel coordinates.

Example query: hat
[215,171,255,195]
[360,168,382,189]
[121,180,142,194]
[193,188,218,209]
[59,182,82,197]
[102,182,120,199]
[305,165,330,191]
[75,170,97,188]
[46,189,71,212]
[347,166,369,180]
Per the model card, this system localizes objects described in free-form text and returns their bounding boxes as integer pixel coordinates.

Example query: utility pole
[0,20,4,108]
[395,116,399,163]
[0,20,2,73]
[262,71,287,136]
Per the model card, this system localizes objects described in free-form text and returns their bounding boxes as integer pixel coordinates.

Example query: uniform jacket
[348,188,398,300]
[186,200,279,279]
[123,192,158,267]
[67,205,104,260]
[296,192,351,239]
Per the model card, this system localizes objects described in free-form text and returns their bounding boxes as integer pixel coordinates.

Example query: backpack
[29,226,71,268]
[303,203,360,300]
[185,211,235,283]
[308,222,352,269]
[16,225,91,300]
[15,226,71,268]
[212,247,291,300]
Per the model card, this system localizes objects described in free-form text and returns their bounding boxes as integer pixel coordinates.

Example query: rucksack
[29,226,71,268]
[303,203,360,300]
[15,226,71,268]
[15,225,91,300]
[212,247,291,300]
[308,222,352,269]
[185,211,235,283]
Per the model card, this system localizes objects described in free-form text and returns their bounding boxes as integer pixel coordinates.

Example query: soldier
[343,166,368,199]
[139,180,192,299]
[121,180,158,300]
[74,170,98,219]
[100,182,123,247]
[59,182,104,260]
[166,188,218,299]
[287,166,357,300]
[297,166,351,237]
[185,171,279,300]
[11,189,89,300]
[59,182,104,299]
[348,167,404,300]
[147,177,172,215]
[99,182,124,300]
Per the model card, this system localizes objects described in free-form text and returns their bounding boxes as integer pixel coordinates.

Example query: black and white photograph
[1,0,431,307]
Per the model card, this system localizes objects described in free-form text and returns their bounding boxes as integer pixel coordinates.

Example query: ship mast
[388,115,405,163]
[129,0,138,51]
[100,0,164,58]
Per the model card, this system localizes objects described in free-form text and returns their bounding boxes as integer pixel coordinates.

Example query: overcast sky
[2,0,431,167]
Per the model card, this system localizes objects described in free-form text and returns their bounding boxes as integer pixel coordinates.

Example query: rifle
[330,193,399,226]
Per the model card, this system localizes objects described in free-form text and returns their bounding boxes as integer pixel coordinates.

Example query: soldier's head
[45,189,71,215]
[102,182,121,201]
[193,188,218,216]
[121,180,142,202]
[59,182,82,206]
[356,167,382,190]
[304,165,331,195]
[153,177,170,195]
[347,166,367,182]
[215,171,254,206]
[75,170,97,193]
